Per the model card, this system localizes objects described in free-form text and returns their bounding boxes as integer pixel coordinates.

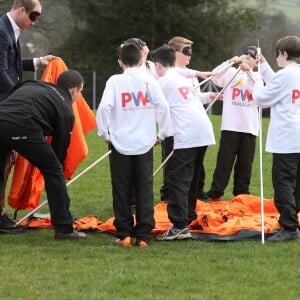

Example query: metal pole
[153,150,174,177]
[195,61,235,89]
[14,150,112,227]
[257,40,265,244]
[205,67,241,112]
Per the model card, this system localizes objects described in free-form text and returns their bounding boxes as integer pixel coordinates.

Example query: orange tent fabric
[18,195,300,239]
[8,159,45,211]
[8,57,96,211]
[98,195,284,236]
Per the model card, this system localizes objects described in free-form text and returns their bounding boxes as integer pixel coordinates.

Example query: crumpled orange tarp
[8,57,96,211]
[19,195,300,237]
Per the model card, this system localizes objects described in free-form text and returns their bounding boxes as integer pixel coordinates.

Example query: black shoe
[267,229,300,242]
[54,230,87,240]
[0,213,18,229]
[197,191,210,200]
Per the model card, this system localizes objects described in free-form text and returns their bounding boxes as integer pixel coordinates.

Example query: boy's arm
[96,80,114,142]
[253,72,283,108]
[211,56,242,87]
[153,81,172,140]
[176,67,214,79]
[259,55,275,83]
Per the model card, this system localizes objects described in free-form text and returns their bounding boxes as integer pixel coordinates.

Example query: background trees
[1,0,299,105]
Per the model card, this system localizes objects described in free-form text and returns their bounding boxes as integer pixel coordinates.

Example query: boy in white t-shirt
[207,46,272,201]
[96,43,171,247]
[152,44,215,240]
[160,36,214,204]
[253,35,300,241]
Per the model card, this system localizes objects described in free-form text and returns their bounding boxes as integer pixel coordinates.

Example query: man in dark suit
[0,0,54,229]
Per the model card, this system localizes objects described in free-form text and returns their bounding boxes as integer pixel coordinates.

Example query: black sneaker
[156,226,192,241]
[267,228,300,242]
[54,230,87,240]
[0,213,18,229]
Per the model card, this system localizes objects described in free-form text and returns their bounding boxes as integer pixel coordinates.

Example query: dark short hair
[117,38,146,59]
[56,70,84,89]
[151,44,176,67]
[276,35,300,61]
[119,43,141,66]
[123,38,146,50]
[243,46,257,59]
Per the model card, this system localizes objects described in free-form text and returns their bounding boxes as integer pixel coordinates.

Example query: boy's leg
[233,133,256,196]
[160,136,174,202]
[197,163,209,199]
[167,148,198,228]
[188,146,207,223]
[208,131,238,199]
[272,153,299,231]
[134,148,154,242]
[295,158,300,215]
[110,146,134,240]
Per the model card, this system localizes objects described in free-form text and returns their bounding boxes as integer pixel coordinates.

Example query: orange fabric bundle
[8,57,96,211]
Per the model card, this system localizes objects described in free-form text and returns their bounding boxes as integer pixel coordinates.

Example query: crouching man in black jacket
[0,70,86,240]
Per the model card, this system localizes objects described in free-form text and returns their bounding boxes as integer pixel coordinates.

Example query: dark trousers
[160,136,174,201]
[197,163,206,196]
[166,147,205,228]
[188,146,207,222]
[0,122,73,233]
[272,153,300,231]
[208,130,256,198]
[160,137,207,201]
[109,145,154,242]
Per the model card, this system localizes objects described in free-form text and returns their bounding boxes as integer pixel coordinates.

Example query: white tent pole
[205,66,241,112]
[153,150,174,177]
[195,61,235,89]
[257,40,265,244]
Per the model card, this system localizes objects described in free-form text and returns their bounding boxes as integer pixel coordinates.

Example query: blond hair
[168,36,193,51]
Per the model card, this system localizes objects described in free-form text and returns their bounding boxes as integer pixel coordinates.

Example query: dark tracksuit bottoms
[160,136,174,201]
[208,130,256,198]
[272,153,300,231]
[109,145,154,242]
[188,146,207,223]
[166,146,207,229]
[160,136,206,202]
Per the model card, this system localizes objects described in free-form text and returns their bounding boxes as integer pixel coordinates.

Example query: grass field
[0,114,298,300]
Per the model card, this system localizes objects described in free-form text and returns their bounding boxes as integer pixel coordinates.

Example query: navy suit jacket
[0,14,34,100]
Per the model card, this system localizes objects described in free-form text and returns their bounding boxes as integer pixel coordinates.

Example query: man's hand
[39,55,57,67]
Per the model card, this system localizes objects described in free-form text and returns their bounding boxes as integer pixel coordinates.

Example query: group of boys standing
[1,1,299,245]
[96,35,300,247]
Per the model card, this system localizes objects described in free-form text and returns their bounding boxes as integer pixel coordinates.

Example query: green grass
[0,115,299,300]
